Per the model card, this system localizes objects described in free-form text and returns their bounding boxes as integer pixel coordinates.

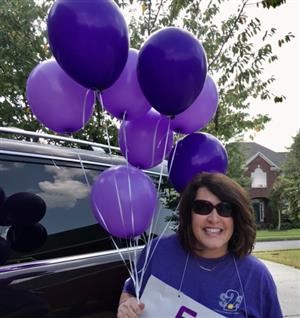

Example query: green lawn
[254,249,300,269]
[256,229,300,241]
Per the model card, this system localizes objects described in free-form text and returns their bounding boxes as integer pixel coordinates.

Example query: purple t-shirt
[124,234,283,318]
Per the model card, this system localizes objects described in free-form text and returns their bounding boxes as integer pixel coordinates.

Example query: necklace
[198,263,218,272]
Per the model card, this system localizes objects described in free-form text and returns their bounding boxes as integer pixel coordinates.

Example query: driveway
[261,260,300,318]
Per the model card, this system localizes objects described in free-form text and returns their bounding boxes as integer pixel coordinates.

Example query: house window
[252,200,265,223]
[251,165,267,188]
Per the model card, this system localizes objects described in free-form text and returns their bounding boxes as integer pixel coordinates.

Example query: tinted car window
[0,155,118,264]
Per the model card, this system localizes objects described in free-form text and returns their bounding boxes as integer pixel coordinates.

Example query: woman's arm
[117,292,145,318]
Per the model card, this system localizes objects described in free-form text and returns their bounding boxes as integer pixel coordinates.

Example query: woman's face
[191,187,234,258]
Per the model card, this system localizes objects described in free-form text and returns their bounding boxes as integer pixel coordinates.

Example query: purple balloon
[137,27,207,116]
[2,192,46,226]
[91,165,157,238]
[26,60,95,134]
[47,0,129,90]
[102,49,151,120]
[7,223,48,253]
[171,75,218,134]
[168,133,228,193]
[118,109,174,169]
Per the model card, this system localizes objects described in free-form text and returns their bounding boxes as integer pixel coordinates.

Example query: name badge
[140,275,226,318]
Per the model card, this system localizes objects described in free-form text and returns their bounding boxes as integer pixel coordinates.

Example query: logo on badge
[218,289,243,312]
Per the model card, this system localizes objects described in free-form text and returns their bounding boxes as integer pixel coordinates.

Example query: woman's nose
[207,208,220,222]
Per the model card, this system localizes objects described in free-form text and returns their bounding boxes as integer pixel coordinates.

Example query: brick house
[239,143,287,225]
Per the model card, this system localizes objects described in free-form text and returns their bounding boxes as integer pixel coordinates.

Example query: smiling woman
[117,173,284,318]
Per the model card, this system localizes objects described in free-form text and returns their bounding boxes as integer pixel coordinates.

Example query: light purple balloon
[170,74,218,134]
[91,165,157,238]
[102,49,151,120]
[118,109,174,169]
[26,59,94,134]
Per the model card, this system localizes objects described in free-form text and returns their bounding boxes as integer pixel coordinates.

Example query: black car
[0,127,173,317]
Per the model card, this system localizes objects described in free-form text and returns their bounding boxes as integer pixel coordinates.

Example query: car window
[0,155,117,264]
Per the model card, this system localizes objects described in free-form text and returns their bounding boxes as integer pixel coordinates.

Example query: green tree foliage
[225,143,250,188]
[260,0,286,9]
[0,0,51,131]
[269,130,300,228]
[0,0,118,146]
[0,0,293,150]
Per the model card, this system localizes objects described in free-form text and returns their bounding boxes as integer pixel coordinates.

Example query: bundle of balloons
[25,0,228,240]
[0,187,47,265]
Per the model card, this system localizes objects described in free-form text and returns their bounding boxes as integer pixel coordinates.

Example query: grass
[256,228,300,241]
[254,249,300,269]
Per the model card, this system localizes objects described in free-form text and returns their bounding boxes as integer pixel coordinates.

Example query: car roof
[0,127,168,177]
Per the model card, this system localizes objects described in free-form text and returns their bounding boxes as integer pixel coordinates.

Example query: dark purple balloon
[0,187,10,226]
[47,0,129,90]
[102,49,151,120]
[91,165,157,238]
[0,186,5,206]
[168,133,228,192]
[2,192,46,226]
[171,74,218,134]
[0,237,10,265]
[137,27,207,116]
[118,109,174,169]
[7,224,48,253]
[26,60,95,134]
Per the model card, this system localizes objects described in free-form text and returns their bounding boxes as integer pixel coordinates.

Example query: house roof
[238,142,287,167]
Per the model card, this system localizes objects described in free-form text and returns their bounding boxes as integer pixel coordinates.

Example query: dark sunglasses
[192,200,233,217]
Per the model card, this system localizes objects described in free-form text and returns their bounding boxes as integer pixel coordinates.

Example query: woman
[117,172,283,318]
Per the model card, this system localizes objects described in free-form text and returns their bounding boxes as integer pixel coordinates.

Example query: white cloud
[37,166,92,208]
[38,179,89,208]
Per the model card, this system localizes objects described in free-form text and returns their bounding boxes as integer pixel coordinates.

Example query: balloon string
[137,117,173,296]
[121,111,142,298]
[151,117,161,167]
[82,89,91,129]
[113,174,126,232]
[157,116,171,194]
[96,91,140,297]
[167,134,178,179]
[111,238,137,287]
[77,153,90,189]
[51,159,60,170]
[97,91,112,157]
[140,198,181,278]
[138,218,172,295]
[93,201,109,233]
[122,111,129,161]
[146,116,171,247]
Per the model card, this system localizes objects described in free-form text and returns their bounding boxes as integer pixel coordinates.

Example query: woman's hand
[117,293,145,318]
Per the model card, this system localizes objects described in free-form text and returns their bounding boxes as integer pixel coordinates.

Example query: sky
[243,0,299,152]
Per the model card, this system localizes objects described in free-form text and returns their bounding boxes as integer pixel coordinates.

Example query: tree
[123,0,293,142]
[0,0,118,146]
[0,0,51,132]
[260,0,286,9]
[225,143,250,188]
[269,130,300,228]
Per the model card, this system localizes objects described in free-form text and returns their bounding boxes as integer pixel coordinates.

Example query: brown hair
[178,172,256,258]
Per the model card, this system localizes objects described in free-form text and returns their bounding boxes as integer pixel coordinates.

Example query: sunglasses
[192,200,233,217]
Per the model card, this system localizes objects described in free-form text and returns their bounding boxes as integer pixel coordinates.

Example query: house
[239,142,287,226]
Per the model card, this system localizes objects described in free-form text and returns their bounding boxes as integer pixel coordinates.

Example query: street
[254,240,300,252]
